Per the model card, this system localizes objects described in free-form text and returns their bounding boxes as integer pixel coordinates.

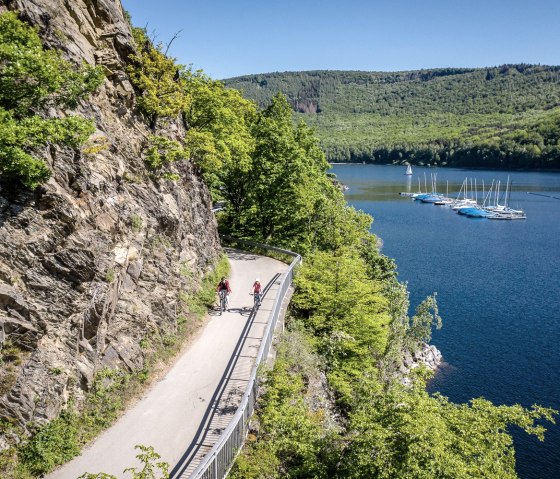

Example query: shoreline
[329,161,560,173]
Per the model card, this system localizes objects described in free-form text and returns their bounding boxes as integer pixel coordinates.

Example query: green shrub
[144,135,188,170]
[130,215,143,232]
[0,12,103,189]
[128,28,188,129]
[20,409,80,476]
[78,445,169,479]
[104,269,115,283]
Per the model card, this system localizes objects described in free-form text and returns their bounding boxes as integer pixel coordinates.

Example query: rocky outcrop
[0,0,221,431]
[400,343,443,386]
[404,343,442,371]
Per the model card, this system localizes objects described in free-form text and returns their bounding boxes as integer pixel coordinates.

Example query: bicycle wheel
[221,292,227,313]
[219,291,224,314]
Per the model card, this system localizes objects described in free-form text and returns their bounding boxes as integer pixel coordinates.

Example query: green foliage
[292,249,390,407]
[160,172,180,181]
[82,135,109,157]
[144,135,188,170]
[82,368,127,432]
[0,11,104,115]
[15,367,128,475]
[218,93,344,252]
[230,327,334,479]
[19,408,80,476]
[182,71,256,199]
[78,445,169,479]
[225,67,560,169]
[0,12,102,188]
[248,96,331,246]
[130,214,143,232]
[0,340,29,398]
[235,300,556,479]
[123,445,169,479]
[128,28,189,128]
[339,380,557,479]
[358,234,397,282]
[0,110,96,188]
[105,268,115,283]
[409,293,442,347]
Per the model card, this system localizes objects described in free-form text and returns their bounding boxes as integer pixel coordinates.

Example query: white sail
[405,164,412,175]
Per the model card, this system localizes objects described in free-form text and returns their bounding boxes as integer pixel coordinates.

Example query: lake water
[331,164,560,479]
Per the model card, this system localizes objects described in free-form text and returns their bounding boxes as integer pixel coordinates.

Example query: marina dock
[401,175,527,220]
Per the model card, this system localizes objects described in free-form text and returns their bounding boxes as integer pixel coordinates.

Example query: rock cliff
[0,0,220,432]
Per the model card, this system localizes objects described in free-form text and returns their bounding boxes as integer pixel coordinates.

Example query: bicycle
[218,290,228,314]
[251,292,262,309]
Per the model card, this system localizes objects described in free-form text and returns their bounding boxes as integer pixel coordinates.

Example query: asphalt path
[48,248,288,479]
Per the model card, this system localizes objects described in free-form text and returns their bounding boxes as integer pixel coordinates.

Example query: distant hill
[224,66,560,169]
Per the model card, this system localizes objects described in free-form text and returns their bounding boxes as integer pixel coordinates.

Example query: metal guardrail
[184,235,301,479]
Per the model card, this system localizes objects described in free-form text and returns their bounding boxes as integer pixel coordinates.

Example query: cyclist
[216,277,231,312]
[250,278,262,308]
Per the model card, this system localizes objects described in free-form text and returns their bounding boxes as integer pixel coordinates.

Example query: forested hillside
[224,66,560,168]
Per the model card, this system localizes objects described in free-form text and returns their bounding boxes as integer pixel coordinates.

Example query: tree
[0,12,103,116]
[0,12,103,189]
[226,94,333,248]
[128,28,189,129]
[181,72,256,200]
[292,249,390,406]
[340,380,556,479]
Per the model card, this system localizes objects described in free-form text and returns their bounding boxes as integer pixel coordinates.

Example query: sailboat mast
[483,180,494,207]
[475,178,478,204]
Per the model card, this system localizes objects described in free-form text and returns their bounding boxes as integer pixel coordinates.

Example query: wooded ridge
[224,66,560,169]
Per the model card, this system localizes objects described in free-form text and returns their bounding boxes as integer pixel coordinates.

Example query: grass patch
[130,215,143,232]
[104,268,115,283]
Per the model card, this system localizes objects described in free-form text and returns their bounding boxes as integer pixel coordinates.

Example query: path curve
[48,248,288,479]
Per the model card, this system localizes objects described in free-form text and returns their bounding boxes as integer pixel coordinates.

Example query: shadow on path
[224,247,259,261]
[169,273,280,478]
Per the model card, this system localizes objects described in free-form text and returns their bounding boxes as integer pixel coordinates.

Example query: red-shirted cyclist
[216,277,231,314]
[250,278,262,308]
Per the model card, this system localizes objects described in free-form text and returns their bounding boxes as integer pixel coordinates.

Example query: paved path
[49,248,288,479]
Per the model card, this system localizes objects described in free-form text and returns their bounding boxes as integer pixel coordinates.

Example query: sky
[121,0,560,80]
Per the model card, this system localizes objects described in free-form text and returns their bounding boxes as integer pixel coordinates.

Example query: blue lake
[332,164,560,479]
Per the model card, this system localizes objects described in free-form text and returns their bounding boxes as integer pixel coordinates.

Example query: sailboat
[486,177,526,219]
[405,164,412,176]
